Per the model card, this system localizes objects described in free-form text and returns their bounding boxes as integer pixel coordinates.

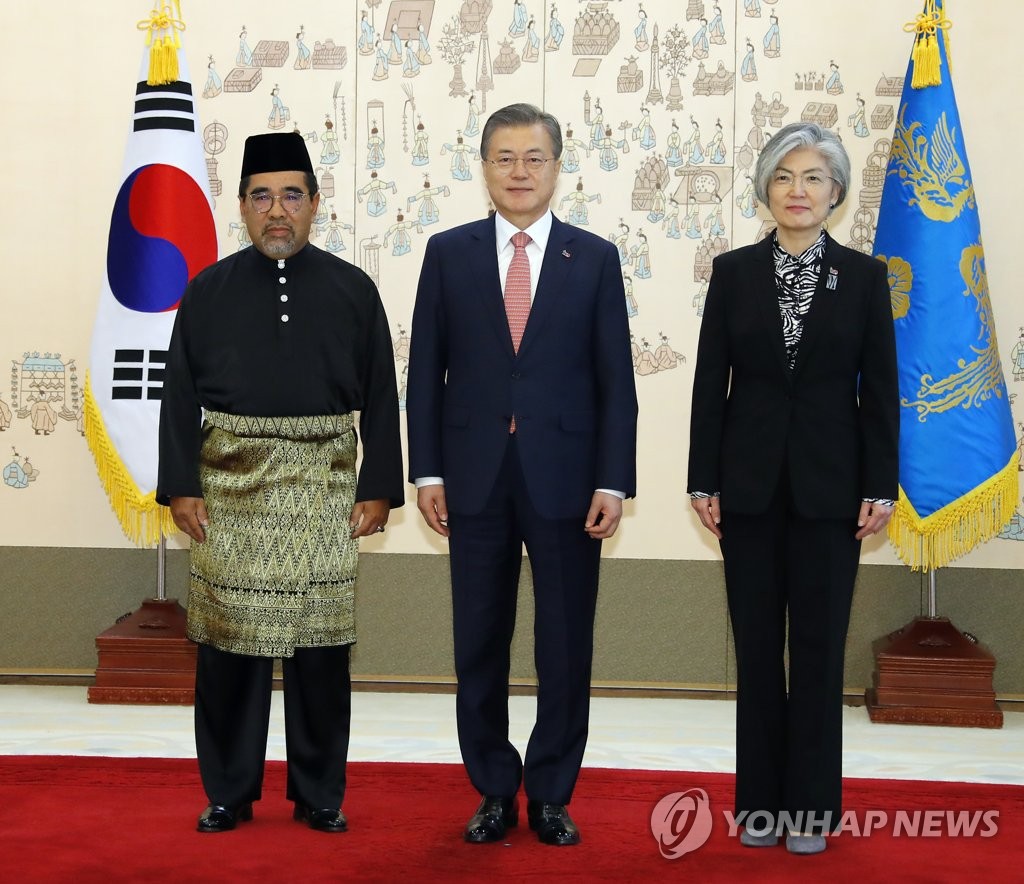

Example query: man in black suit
[406,103,638,846]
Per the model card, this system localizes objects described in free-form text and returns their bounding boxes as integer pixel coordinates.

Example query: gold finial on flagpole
[137,2,186,85]
[904,0,952,89]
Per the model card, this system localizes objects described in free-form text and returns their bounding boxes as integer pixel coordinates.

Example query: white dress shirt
[494,210,551,304]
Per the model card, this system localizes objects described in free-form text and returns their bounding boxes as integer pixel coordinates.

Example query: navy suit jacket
[407,213,638,519]
[687,233,899,518]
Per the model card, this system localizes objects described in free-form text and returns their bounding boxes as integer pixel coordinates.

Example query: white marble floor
[1,686,1021,785]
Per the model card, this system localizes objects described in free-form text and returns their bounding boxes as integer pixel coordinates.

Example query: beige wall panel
[0,3,1020,689]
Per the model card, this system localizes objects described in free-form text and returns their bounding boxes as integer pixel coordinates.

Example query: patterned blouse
[772,229,825,370]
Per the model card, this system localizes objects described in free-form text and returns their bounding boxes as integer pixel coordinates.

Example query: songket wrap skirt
[186,410,359,657]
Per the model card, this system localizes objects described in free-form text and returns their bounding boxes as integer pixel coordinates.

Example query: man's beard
[258,224,296,256]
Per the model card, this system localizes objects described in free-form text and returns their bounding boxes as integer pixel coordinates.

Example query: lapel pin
[826,267,838,291]
[562,249,571,258]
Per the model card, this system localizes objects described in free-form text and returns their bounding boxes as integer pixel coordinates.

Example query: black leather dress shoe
[527,801,580,846]
[464,796,518,843]
[294,803,348,833]
[196,802,253,833]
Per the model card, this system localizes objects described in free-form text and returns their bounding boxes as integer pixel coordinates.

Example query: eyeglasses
[247,192,310,214]
[769,171,834,191]
[485,156,557,173]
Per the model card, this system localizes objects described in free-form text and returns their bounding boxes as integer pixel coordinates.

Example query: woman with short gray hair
[752,122,851,209]
[687,121,898,855]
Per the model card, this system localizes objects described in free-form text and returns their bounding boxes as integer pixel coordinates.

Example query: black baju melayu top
[157,242,404,508]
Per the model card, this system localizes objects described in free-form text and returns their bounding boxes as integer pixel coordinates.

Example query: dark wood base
[88,598,197,705]
[864,616,1002,728]
[864,689,1003,727]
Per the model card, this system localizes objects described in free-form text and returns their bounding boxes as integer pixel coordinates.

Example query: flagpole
[922,535,938,619]
[87,4,209,705]
[864,0,1007,727]
[157,532,167,602]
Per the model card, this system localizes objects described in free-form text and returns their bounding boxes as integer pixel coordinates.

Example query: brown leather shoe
[464,795,518,843]
[196,802,253,833]
[293,802,348,833]
[527,800,580,846]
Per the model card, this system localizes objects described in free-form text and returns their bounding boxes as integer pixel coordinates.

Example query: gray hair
[481,103,563,160]
[754,121,850,208]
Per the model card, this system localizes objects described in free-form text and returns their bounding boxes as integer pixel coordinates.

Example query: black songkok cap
[240,132,314,178]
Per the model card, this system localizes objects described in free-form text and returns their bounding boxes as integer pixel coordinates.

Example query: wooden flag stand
[88,538,196,705]
[865,571,1002,728]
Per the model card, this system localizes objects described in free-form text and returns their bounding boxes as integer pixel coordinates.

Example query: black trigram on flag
[133,81,196,132]
[111,349,167,400]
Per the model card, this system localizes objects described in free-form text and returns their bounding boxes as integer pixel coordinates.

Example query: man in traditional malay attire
[158,132,403,834]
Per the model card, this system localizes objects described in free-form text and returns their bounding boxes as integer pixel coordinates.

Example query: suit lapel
[516,215,574,358]
[468,217,516,358]
[753,235,792,381]
[791,233,844,378]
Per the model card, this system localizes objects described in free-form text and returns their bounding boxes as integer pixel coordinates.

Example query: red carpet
[1,757,1021,882]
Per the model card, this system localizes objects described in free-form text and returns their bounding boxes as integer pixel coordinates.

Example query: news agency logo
[650,791,1000,858]
[650,789,714,859]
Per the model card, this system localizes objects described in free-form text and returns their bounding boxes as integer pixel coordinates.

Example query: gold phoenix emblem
[898,244,1007,421]
[887,107,975,223]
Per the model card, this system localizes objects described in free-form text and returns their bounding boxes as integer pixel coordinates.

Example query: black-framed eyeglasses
[485,156,557,173]
[247,192,310,214]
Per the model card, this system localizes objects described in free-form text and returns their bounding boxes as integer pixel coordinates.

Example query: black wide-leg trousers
[719,481,861,835]
[194,643,352,811]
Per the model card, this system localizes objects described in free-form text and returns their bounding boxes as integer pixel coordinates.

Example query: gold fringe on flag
[83,375,178,547]
[887,451,1020,571]
[904,0,953,89]
[137,1,186,86]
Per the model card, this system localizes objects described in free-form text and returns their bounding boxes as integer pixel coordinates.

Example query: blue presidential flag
[84,5,217,545]
[874,0,1018,570]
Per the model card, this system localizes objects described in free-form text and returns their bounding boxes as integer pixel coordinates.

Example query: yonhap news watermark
[649,789,1000,859]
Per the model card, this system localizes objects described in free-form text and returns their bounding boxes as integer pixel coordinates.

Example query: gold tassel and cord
[137,2,186,86]
[904,0,952,89]
[887,451,1021,571]
[83,376,178,547]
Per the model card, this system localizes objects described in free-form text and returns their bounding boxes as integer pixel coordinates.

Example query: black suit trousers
[447,434,602,805]
[719,476,861,834]
[194,643,352,810]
